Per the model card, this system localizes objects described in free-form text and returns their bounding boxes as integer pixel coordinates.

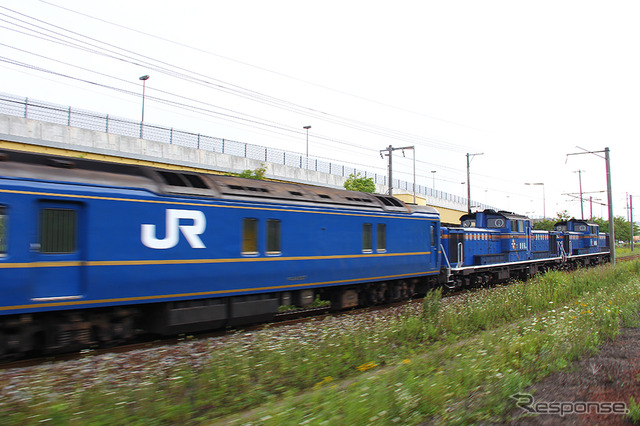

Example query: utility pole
[605,147,615,264]
[574,170,584,219]
[380,145,415,201]
[466,153,484,213]
[566,147,615,265]
[631,195,634,252]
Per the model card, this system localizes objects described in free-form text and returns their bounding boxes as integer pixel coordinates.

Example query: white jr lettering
[141,209,206,249]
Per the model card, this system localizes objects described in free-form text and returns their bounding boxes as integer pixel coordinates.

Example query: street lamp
[303,125,311,166]
[525,182,546,219]
[431,170,436,192]
[466,152,484,213]
[139,75,150,138]
[139,75,150,122]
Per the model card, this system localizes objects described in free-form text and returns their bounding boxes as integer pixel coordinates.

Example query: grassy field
[617,245,640,258]
[2,261,640,424]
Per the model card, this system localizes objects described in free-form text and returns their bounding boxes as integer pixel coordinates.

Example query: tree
[532,210,573,231]
[235,164,267,180]
[592,216,638,243]
[533,213,638,243]
[532,219,556,231]
[344,172,376,193]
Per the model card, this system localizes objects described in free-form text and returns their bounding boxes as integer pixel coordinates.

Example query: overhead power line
[0,6,469,153]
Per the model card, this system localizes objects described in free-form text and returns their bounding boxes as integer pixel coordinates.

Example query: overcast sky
[1,0,638,220]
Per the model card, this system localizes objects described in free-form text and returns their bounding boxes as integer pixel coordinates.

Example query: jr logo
[141,209,206,249]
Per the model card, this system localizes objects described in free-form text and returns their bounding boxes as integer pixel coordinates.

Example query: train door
[549,234,558,256]
[448,232,463,265]
[430,222,439,268]
[31,201,84,301]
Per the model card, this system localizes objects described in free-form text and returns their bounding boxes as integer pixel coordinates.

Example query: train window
[0,206,6,255]
[487,218,506,229]
[242,218,259,254]
[266,219,281,254]
[511,220,524,233]
[41,208,76,253]
[377,224,386,252]
[430,224,437,247]
[362,223,372,252]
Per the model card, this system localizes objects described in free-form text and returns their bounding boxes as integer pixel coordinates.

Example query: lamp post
[139,75,150,138]
[431,170,436,192]
[525,182,546,219]
[466,152,484,213]
[303,125,311,167]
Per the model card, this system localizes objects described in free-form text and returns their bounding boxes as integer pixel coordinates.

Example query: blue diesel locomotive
[440,210,609,288]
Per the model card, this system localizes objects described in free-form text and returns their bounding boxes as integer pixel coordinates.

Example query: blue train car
[0,150,441,353]
[531,230,562,259]
[554,219,600,255]
[598,232,610,253]
[441,210,565,288]
[457,210,532,265]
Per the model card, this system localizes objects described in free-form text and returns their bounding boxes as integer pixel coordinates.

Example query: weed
[3,262,640,424]
[628,396,640,423]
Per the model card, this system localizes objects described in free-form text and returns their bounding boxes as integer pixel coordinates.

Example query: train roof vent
[225,184,270,193]
[247,186,269,192]
[318,194,331,199]
[48,158,75,169]
[289,191,304,196]
[157,171,209,189]
[183,174,208,189]
[158,171,186,186]
[375,196,394,206]
[346,196,373,203]
[375,195,404,207]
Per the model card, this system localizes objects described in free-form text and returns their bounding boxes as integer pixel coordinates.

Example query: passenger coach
[0,149,441,354]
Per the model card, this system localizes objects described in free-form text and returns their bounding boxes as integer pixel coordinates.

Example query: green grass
[617,245,640,258]
[2,261,640,424]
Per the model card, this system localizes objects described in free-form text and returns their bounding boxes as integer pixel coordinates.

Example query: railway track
[0,302,399,370]
[618,253,640,262]
[3,256,623,371]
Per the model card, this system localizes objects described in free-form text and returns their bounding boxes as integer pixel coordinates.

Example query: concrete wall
[0,113,467,217]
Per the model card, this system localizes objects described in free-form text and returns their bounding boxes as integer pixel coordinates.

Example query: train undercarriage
[0,252,609,358]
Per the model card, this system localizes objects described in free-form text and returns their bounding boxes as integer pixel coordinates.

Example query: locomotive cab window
[376,224,386,252]
[362,223,372,252]
[511,220,524,233]
[41,208,76,253]
[242,218,259,254]
[266,219,281,254]
[0,206,6,255]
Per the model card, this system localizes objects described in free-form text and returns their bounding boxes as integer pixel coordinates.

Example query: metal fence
[0,92,474,208]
